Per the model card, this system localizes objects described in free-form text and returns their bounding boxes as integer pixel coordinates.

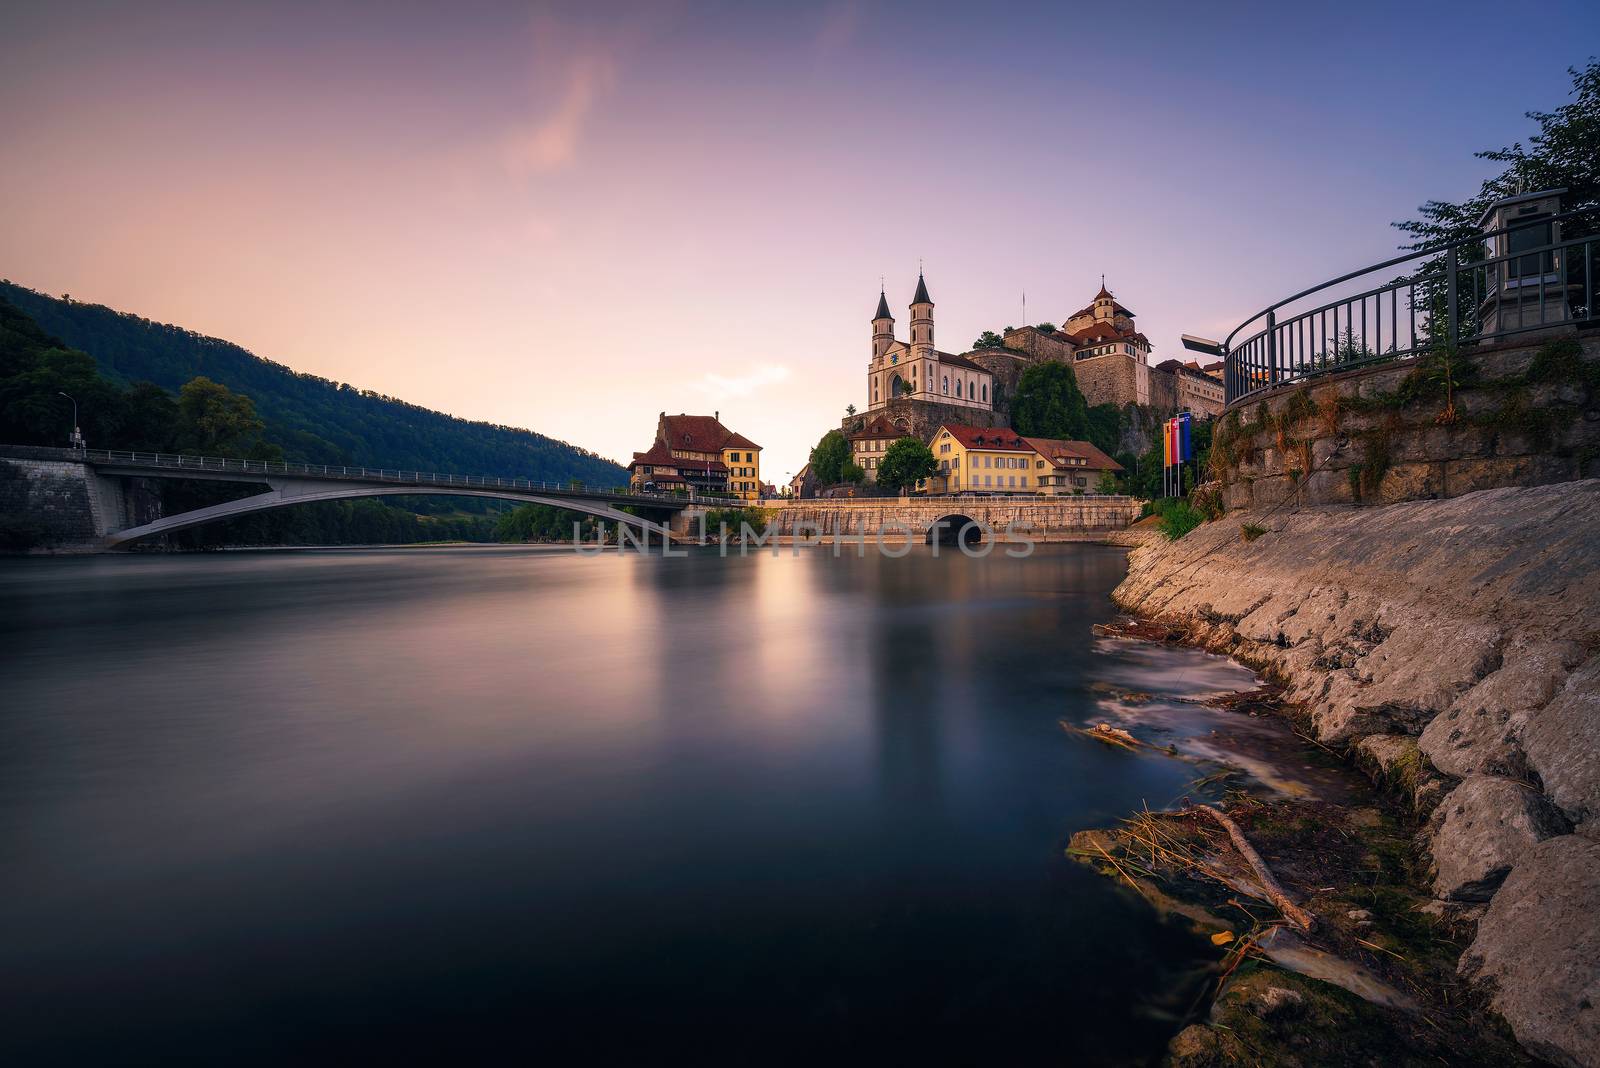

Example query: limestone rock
[1433,775,1570,901]
[1521,655,1600,825]
[1420,638,1586,779]
[1462,834,1600,1068]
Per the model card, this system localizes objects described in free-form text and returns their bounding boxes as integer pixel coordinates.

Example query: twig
[1189,804,1316,931]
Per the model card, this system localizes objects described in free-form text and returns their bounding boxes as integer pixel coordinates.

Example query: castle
[852,275,1222,443]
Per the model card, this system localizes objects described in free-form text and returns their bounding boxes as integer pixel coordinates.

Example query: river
[0,543,1266,1065]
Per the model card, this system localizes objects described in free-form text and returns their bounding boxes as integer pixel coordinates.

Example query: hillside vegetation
[1,281,624,484]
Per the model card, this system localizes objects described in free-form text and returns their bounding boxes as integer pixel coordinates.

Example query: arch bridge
[44,448,724,548]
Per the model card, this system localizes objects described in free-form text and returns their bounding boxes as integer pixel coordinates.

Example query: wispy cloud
[814,1,860,58]
[501,53,616,177]
[694,364,792,401]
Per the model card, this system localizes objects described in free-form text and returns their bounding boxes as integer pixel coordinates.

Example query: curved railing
[79,448,743,504]
[1222,209,1597,406]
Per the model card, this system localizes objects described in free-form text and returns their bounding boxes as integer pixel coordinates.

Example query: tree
[1035,322,1057,334]
[1395,62,1600,339]
[1396,61,1599,251]
[1085,402,1122,457]
[809,428,853,485]
[875,436,938,493]
[176,376,279,458]
[974,330,1005,349]
[841,461,866,484]
[1011,361,1089,440]
[1095,469,1118,495]
[845,403,856,417]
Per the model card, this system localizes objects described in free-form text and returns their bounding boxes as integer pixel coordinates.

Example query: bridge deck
[73,448,733,509]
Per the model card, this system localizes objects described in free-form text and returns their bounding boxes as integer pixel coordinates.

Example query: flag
[1162,419,1172,466]
[1179,412,1193,461]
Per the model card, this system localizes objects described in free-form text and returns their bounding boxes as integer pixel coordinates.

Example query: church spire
[912,271,932,306]
[874,287,892,321]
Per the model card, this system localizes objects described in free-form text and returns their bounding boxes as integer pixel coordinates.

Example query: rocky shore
[1106,480,1600,1067]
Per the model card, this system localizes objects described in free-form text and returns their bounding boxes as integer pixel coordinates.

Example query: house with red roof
[628,412,763,501]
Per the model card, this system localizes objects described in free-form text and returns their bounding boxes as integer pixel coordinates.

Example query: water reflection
[2,545,1232,1065]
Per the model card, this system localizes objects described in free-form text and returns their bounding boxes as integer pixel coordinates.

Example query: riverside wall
[1112,480,1600,1067]
[1212,333,1600,512]
[753,495,1138,540]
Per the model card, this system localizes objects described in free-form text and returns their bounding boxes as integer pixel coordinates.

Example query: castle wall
[842,398,1003,442]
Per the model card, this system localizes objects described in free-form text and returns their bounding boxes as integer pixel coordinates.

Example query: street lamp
[58,392,84,449]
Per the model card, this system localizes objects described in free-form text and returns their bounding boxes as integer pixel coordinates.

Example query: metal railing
[80,448,740,504]
[1223,210,1597,406]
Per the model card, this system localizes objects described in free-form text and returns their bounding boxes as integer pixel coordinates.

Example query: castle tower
[1093,277,1114,322]
[872,288,894,360]
[909,272,934,358]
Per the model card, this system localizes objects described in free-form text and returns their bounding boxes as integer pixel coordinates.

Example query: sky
[3,1,1598,482]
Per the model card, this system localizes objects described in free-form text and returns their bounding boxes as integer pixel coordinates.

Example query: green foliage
[1240,522,1268,542]
[1095,469,1117,495]
[1,283,625,483]
[808,429,853,485]
[875,436,938,493]
[1034,322,1057,334]
[1011,360,1089,439]
[1084,403,1122,457]
[1154,500,1205,540]
[841,461,866,484]
[176,376,281,459]
[494,503,592,542]
[973,330,1005,349]
[1395,61,1600,341]
[700,506,770,538]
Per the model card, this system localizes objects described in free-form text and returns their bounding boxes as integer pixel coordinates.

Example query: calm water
[0,544,1260,1065]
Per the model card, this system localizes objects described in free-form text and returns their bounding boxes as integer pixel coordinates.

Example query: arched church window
[983,383,988,402]
[943,376,949,394]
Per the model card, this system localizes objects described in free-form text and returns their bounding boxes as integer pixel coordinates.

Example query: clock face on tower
[890,354,898,364]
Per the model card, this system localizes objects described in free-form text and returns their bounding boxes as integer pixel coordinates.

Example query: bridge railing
[1221,209,1597,407]
[80,448,742,505]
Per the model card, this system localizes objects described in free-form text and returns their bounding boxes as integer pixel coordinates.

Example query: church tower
[872,288,894,360]
[909,272,934,358]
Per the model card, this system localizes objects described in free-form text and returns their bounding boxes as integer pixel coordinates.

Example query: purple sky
[3,1,1597,479]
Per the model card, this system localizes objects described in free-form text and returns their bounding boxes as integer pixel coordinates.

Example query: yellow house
[630,412,762,501]
[927,424,1038,494]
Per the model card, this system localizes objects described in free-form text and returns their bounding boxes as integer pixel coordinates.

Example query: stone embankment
[1114,480,1600,1067]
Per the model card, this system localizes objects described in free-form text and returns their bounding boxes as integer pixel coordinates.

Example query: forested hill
[0,282,624,484]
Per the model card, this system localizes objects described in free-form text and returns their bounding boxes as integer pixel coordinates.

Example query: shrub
[1156,501,1205,540]
[1240,522,1268,542]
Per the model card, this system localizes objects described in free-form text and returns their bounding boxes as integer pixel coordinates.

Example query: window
[1508,218,1555,279]
[982,383,988,402]
[1008,475,1016,488]
[943,376,949,394]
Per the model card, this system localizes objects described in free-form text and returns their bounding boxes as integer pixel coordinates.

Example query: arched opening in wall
[927,514,981,548]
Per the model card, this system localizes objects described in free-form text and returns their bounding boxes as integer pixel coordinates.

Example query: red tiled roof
[849,416,903,441]
[1021,436,1124,473]
[1069,322,1149,346]
[936,423,1029,450]
[936,350,992,374]
[658,413,761,454]
[629,440,728,472]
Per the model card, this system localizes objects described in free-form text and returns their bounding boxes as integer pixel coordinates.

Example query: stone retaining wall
[758,496,1138,538]
[1213,332,1600,512]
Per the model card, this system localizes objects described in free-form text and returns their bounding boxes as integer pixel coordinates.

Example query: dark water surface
[0,544,1258,1065]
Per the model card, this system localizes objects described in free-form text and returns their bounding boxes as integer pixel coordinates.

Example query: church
[866,273,997,416]
[851,274,1220,444]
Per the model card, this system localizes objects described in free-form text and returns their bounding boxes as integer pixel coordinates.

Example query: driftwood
[1189,804,1317,932]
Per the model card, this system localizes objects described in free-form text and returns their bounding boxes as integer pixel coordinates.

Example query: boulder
[1420,638,1585,779]
[1433,775,1570,901]
[1520,655,1600,826]
[1462,834,1600,1068]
